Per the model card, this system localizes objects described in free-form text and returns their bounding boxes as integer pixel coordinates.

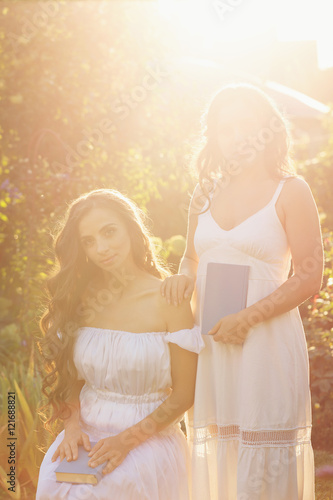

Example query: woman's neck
[223,162,273,190]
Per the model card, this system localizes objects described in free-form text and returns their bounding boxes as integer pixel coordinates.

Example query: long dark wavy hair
[192,83,297,212]
[37,188,170,435]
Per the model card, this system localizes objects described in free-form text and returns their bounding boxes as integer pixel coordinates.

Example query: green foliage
[1,3,333,498]
[300,232,333,451]
[314,449,333,498]
[0,323,21,367]
[299,110,333,232]
[0,4,200,362]
[0,349,52,500]
[152,235,186,273]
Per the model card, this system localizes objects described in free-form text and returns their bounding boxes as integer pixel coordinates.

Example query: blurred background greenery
[0,2,332,498]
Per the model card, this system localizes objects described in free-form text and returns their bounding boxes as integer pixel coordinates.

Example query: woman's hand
[87,434,130,476]
[51,425,91,462]
[160,274,195,306]
[207,310,252,344]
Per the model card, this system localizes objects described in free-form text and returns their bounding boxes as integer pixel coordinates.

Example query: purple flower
[0,179,10,190]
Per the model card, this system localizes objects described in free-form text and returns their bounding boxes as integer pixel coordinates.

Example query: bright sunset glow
[2,2,333,498]
[158,0,333,69]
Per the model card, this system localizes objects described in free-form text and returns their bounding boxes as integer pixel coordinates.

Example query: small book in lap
[55,442,106,485]
[201,263,250,335]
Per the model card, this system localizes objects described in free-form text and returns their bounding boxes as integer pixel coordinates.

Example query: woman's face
[78,206,133,272]
[216,101,264,168]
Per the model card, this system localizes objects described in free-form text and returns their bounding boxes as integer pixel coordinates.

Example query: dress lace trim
[187,424,312,448]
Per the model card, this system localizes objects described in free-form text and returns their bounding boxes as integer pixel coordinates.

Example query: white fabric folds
[189,177,315,499]
[36,325,204,500]
[165,325,206,353]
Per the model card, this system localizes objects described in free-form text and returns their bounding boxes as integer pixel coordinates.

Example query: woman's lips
[100,254,117,265]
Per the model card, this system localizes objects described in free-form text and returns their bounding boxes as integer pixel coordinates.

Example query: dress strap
[270,176,292,206]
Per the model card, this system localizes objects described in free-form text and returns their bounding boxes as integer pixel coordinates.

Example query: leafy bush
[0,348,52,500]
[298,110,333,232]
[1,4,333,498]
[300,231,333,451]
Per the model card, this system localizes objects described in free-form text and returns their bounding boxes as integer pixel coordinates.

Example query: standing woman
[160,84,323,499]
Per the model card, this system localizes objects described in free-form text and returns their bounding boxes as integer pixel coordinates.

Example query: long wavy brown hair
[191,83,297,212]
[37,188,170,436]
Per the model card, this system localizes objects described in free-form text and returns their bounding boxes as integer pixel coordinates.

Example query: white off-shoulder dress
[186,177,315,499]
[36,326,205,500]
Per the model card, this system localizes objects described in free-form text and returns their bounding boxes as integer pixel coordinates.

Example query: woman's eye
[82,239,94,246]
[105,228,115,236]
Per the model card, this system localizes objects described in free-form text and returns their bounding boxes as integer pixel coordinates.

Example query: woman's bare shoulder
[278,176,321,233]
[281,176,315,205]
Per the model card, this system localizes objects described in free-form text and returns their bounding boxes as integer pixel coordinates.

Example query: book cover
[201,262,250,335]
[55,441,106,485]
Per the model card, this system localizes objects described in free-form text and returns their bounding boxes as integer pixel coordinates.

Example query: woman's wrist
[63,413,81,431]
[117,428,141,453]
[178,268,196,281]
[179,256,197,279]
[239,305,263,330]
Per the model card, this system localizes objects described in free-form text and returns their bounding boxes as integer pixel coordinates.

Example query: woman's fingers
[51,446,59,462]
[63,442,72,461]
[102,462,113,475]
[171,281,180,306]
[176,280,187,305]
[174,276,193,305]
[82,433,91,452]
[184,280,194,300]
[88,447,105,466]
[70,442,79,461]
[59,445,66,462]
[208,320,221,336]
[101,458,116,475]
[52,434,91,463]
[102,454,123,475]
[52,442,69,463]
[161,275,195,305]
[163,278,172,305]
[172,281,182,306]
[88,440,103,459]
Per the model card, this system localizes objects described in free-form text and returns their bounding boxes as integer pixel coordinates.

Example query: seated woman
[36,188,205,500]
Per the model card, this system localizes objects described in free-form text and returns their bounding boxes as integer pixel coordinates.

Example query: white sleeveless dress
[186,177,315,500]
[36,326,205,500]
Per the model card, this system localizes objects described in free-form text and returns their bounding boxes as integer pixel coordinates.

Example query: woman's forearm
[63,404,80,430]
[119,390,193,452]
[178,255,198,279]
[241,271,322,329]
[62,380,84,430]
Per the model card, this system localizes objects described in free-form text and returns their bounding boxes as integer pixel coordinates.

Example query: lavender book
[201,262,250,335]
[55,442,106,485]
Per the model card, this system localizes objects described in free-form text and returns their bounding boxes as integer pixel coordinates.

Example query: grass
[315,449,333,500]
